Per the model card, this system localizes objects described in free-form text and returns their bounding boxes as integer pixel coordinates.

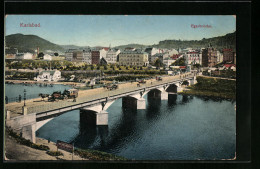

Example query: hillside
[153,32,236,50]
[5,34,65,53]
[114,44,147,50]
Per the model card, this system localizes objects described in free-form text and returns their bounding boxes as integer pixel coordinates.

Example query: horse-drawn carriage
[45,89,79,102]
[103,84,118,90]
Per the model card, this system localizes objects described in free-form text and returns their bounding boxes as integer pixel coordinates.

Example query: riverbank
[179,76,236,100]
[180,88,236,100]
[4,127,127,161]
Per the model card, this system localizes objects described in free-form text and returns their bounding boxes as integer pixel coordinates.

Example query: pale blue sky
[5,15,236,47]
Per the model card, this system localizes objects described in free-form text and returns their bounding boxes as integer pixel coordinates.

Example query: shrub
[74,148,127,161]
[47,151,64,156]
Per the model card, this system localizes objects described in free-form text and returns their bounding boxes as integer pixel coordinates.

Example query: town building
[83,49,92,64]
[43,54,52,60]
[202,44,218,67]
[184,51,202,65]
[5,47,18,59]
[99,48,108,59]
[216,51,223,63]
[223,48,235,63]
[163,57,176,67]
[35,70,62,82]
[23,52,34,60]
[91,50,100,65]
[119,50,149,66]
[145,47,160,62]
[106,49,120,64]
[65,49,77,61]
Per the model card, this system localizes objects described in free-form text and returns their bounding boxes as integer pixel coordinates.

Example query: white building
[83,49,92,64]
[216,51,223,63]
[99,48,108,59]
[24,52,33,59]
[163,57,176,67]
[35,70,61,82]
[43,54,52,60]
[106,49,120,64]
[184,51,202,65]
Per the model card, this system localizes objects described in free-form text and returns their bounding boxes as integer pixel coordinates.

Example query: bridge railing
[27,73,195,114]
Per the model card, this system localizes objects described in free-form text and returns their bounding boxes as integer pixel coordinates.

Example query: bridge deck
[6,73,195,118]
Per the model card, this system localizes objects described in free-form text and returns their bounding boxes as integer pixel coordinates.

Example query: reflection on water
[36,94,236,160]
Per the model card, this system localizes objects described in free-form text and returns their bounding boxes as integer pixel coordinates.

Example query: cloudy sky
[5,15,236,47]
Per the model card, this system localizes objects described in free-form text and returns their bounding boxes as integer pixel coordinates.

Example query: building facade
[119,50,149,66]
[91,50,100,65]
[223,49,235,63]
[65,49,77,61]
[184,51,202,65]
[83,49,92,64]
[106,49,119,64]
[202,45,217,67]
[35,70,61,82]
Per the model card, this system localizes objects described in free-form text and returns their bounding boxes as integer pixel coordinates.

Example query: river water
[6,84,236,160]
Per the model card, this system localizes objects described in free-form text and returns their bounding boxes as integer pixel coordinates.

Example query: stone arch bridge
[6,73,197,143]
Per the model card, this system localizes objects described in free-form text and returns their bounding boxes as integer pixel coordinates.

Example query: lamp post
[24,89,26,106]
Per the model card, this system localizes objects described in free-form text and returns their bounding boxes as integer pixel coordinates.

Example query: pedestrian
[19,95,22,103]
[48,138,50,143]
[5,96,8,104]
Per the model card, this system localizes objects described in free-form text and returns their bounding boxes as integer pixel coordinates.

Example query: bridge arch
[166,84,178,94]
[147,88,162,99]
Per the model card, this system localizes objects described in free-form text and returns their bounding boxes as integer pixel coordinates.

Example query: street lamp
[24,89,26,106]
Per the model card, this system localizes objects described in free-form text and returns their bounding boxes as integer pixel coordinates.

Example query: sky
[5,15,236,47]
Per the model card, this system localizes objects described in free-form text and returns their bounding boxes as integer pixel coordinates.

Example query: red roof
[103,47,109,51]
[224,64,236,68]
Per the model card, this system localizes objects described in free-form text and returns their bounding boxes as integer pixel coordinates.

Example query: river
[6,84,236,160]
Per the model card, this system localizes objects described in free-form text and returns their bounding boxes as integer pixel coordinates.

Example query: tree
[38,52,44,59]
[154,58,164,68]
[171,58,186,66]
[54,53,59,56]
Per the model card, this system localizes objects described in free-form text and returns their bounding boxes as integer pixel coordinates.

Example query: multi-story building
[145,47,160,62]
[91,50,100,65]
[83,49,92,64]
[216,50,223,63]
[119,50,149,66]
[223,49,235,63]
[184,51,202,65]
[202,44,217,67]
[65,49,77,61]
[106,49,120,64]
[72,51,84,62]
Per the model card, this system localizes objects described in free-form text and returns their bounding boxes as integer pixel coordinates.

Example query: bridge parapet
[26,73,196,115]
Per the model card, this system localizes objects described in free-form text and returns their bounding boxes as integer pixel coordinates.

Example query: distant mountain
[114,44,148,50]
[5,33,65,53]
[114,32,236,51]
[61,45,91,50]
[5,32,236,54]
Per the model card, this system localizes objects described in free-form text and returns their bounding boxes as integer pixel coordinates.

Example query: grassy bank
[180,76,236,100]
[6,127,50,151]
[74,148,127,161]
[5,127,127,161]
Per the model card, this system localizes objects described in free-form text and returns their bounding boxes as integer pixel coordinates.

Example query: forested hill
[153,32,236,50]
[5,33,65,53]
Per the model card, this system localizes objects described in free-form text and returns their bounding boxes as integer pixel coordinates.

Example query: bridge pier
[161,91,168,100]
[96,110,108,125]
[22,124,36,143]
[137,98,146,109]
